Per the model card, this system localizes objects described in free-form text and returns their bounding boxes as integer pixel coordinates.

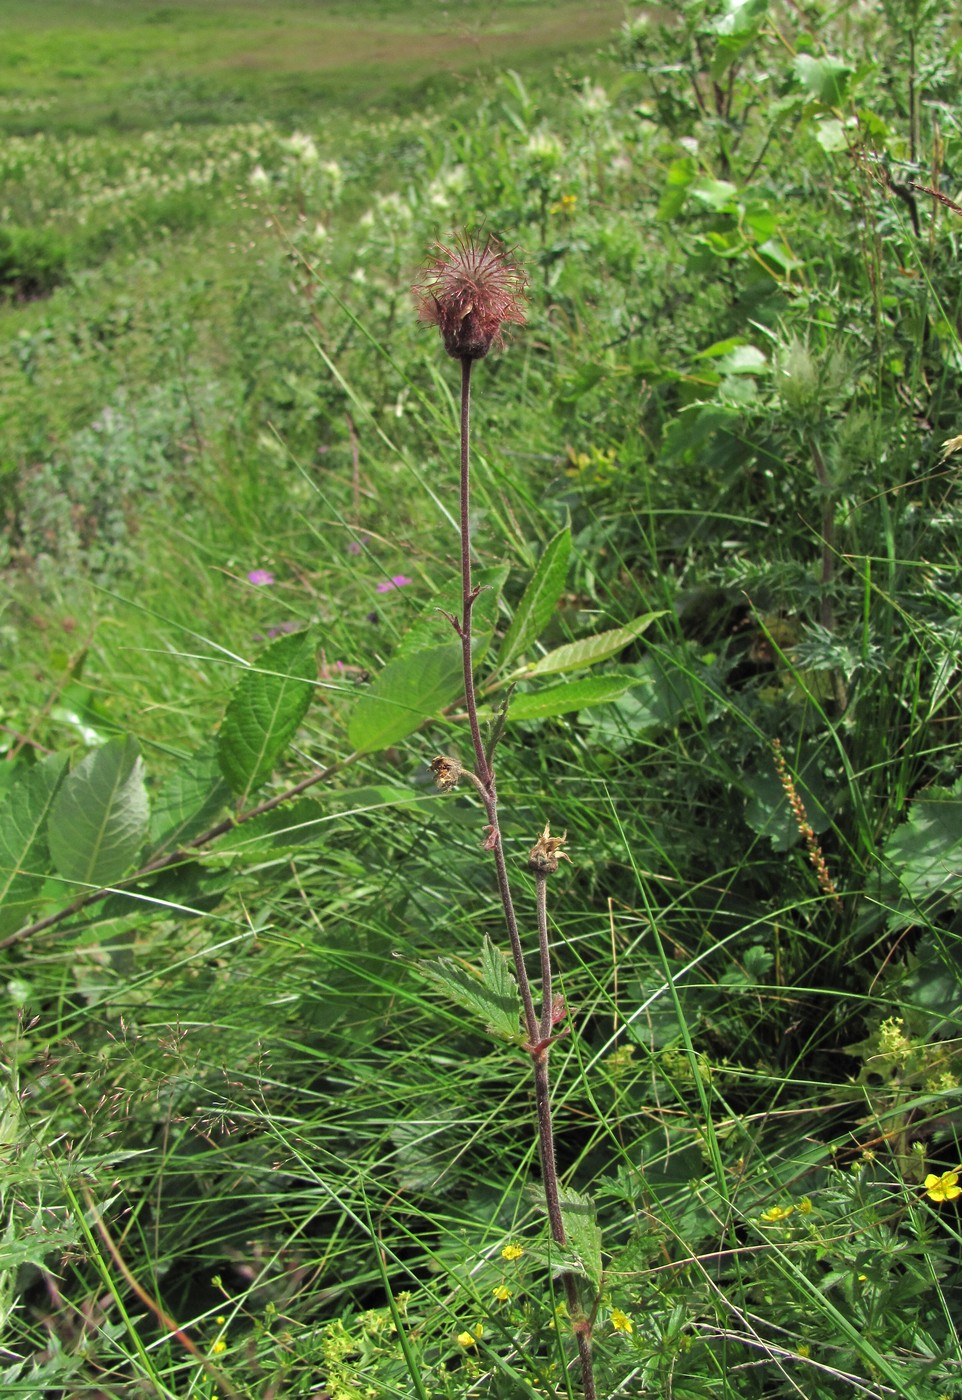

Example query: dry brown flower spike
[413,232,527,360]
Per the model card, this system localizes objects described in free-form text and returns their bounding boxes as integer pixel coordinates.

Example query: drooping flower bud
[413,233,527,361]
[430,755,464,791]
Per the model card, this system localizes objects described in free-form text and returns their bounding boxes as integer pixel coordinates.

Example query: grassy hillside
[1,1,961,1397]
[0,0,626,132]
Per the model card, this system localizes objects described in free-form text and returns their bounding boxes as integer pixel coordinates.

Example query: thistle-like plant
[414,232,597,1399]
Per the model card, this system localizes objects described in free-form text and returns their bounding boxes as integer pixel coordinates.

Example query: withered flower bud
[413,232,527,361]
[430,755,464,791]
[528,823,571,875]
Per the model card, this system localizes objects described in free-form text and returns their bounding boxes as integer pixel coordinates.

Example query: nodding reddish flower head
[413,233,527,361]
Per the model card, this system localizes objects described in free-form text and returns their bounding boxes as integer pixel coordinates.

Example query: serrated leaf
[417,936,522,1042]
[559,1189,603,1294]
[393,565,507,661]
[884,783,962,905]
[217,629,315,804]
[520,612,662,679]
[744,750,833,852]
[500,528,571,668]
[349,570,507,754]
[0,753,69,936]
[47,737,149,887]
[504,674,637,722]
[148,747,230,855]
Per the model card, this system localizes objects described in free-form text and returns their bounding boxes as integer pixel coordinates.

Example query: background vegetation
[1,0,961,1395]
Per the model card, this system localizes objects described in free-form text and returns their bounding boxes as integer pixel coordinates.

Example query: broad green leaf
[713,0,769,37]
[657,155,697,222]
[348,640,462,754]
[217,629,316,804]
[757,238,802,273]
[521,612,662,679]
[417,936,522,1043]
[48,737,149,887]
[349,570,507,754]
[0,753,69,936]
[895,935,962,1035]
[500,528,571,669]
[744,749,833,852]
[694,336,750,360]
[815,117,848,153]
[714,344,767,375]
[793,53,853,106]
[689,177,738,211]
[883,783,962,905]
[148,746,230,855]
[504,674,637,722]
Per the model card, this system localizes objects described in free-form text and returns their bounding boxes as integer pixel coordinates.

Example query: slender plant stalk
[454,351,596,1400]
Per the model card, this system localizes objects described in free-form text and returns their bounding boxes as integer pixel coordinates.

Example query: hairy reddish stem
[455,353,595,1399]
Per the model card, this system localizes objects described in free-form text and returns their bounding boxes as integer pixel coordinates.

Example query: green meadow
[1,1,961,1396]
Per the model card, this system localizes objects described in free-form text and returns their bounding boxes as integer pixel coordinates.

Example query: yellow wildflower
[501,1243,524,1261]
[759,1204,794,1224]
[211,1339,227,1355]
[924,1170,962,1203]
[215,1315,226,1326]
[797,1343,811,1358]
[492,1284,511,1302]
[610,1308,633,1334]
[456,1331,478,1349]
[798,1196,813,1215]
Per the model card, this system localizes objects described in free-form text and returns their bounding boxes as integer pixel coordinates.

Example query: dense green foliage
[2,0,962,1395]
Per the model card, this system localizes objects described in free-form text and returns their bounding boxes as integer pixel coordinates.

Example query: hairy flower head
[413,232,526,360]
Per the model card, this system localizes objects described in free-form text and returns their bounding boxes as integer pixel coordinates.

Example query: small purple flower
[247,569,275,586]
[376,575,413,594]
[347,534,369,556]
[366,610,380,624]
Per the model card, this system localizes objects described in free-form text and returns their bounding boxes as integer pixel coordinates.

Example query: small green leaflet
[47,736,149,888]
[417,936,523,1043]
[499,527,571,669]
[518,612,663,679]
[0,753,68,936]
[217,629,316,805]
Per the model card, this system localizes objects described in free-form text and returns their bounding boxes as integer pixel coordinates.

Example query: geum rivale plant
[413,231,598,1398]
